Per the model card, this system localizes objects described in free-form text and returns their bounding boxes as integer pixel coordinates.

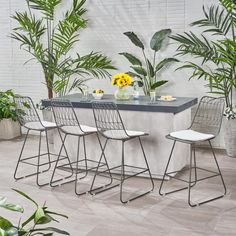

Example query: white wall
[0,0,219,102]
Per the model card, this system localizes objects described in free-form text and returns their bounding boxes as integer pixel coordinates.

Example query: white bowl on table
[92,93,104,100]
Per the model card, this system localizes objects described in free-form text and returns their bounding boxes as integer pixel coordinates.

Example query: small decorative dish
[92,89,104,100]
[157,96,176,102]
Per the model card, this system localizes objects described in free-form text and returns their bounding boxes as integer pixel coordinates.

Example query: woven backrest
[51,99,80,127]
[190,96,225,136]
[14,96,40,125]
[92,102,128,137]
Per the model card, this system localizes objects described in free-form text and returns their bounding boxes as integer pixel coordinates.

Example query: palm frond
[73,52,116,79]
[171,32,219,64]
[191,5,232,36]
[28,0,62,19]
[220,0,236,12]
[53,0,87,59]
[12,12,45,38]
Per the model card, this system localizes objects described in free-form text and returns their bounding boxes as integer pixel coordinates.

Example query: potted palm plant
[120,29,179,95]
[170,0,236,157]
[11,0,116,99]
[0,90,21,140]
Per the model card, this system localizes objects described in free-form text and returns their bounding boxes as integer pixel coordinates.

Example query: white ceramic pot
[224,118,236,157]
[0,118,21,140]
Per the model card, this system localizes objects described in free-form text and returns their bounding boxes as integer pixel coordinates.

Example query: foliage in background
[0,90,23,122]
[171,0,236,119]
[120,29,179,95]
[11,0,116,99]
[0,189,69,236]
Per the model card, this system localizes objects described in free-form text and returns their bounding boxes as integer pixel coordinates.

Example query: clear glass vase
[114,87,130,100]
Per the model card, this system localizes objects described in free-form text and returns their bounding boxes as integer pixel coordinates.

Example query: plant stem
[142,49,152,93]
[153,51,157,83]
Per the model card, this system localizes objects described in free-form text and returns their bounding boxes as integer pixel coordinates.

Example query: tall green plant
[11,0,116,99]
[120,29,179,95]
[171,0,236,118]
[0,189,69,235]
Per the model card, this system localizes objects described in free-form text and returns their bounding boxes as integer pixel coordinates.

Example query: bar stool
[90,101,154,204]
[13,96,65,187]
[159,96,226,207]
[50,99,111,196]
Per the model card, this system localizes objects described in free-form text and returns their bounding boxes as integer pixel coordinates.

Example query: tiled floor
[1,135,236,236]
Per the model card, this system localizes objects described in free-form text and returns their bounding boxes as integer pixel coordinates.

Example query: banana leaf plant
[11,0,116,99]
[120,29,179,95]
[0,189,69,236]
[170,0,236,119]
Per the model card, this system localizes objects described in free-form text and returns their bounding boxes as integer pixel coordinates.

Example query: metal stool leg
[159,141,189,195]
[139,137,155,191]
[90,138,116,195]
[36,131,47,187]
[120,138,155,204]
[44,130,52,171]
[50,130,74,187]
[75,136,84,195]
[209,140,227,195]
[14,130,30,180]
[78,136,88,180]
[192,145,197,187]
[188,142,226,207]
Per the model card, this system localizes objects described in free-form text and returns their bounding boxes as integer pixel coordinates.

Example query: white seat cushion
[60,125,97,135]
[103,130,145,139]
[24,121,57,131]
[170,129,214,142]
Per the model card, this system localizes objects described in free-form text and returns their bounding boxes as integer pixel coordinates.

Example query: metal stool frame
[13,96,70,187]
[90,102,154,204]
[50,99,112,196]
[159,96,227,207]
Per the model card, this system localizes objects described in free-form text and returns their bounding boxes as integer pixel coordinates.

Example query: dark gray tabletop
[42,94,198,114]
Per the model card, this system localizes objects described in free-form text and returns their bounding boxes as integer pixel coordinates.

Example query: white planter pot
[224,118,236,157]
[0,119,21,140]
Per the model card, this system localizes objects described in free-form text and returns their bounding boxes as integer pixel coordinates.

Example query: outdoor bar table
[42,94,197,178]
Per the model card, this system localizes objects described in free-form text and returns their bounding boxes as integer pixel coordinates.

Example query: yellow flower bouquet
[112,73,132,88]
[112,73,132,100]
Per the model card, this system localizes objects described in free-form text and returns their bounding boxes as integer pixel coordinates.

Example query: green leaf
[156,58,179,72]
[190,5,232,36]
[5,227,18,236]
[131,66,147,76]
[22,213,35,228]
[0,216,13,230]
[124,32,144,49]
[220,0,236,12]
[12,189,38,207]
[0,228,8,236]
[28,0,62,19]
[119,52,142,66]
[147,59,155,77]
[0,196,23,213]
[151,80,168,89]
[150,29,171,52]
[35,207,45,223]
[30,227,69,235]
[44,210,68,219]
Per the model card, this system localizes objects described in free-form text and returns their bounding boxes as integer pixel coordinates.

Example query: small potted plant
[0,189,69,235]
[120,30,179,96]
[0,90,22,140]
[112,73,133,100]
[92,89,104,100]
